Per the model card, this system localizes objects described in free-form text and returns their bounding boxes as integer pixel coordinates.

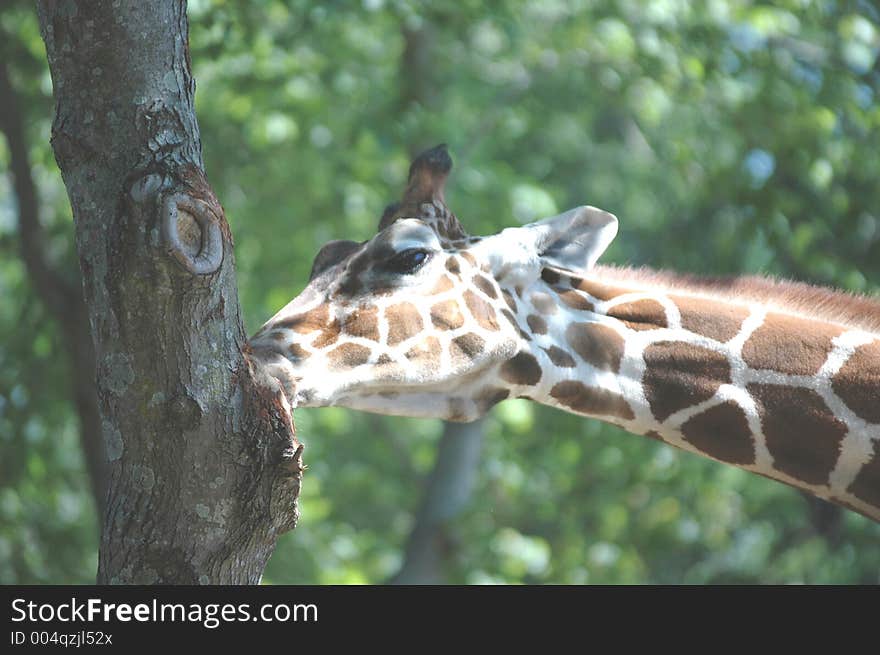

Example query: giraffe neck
[503,265,880,521]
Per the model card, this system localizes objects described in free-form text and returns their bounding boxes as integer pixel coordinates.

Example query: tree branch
[390,420,485,584]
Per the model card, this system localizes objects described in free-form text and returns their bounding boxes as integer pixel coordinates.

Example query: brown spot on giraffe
[405,336,442,363]
[450,332,485,363]
[572,278,631,302]
[460,250,478,267]
[527,314,548,335]
[464,289,500,331]
[643,341,730,422]
[376,353,393,365]
[288,343,310,360]
[501,289,518,313]
[542,345,576,368]
[430,274,455,294]
[500,352,542,386]
[672,295,749,342]
[541,269,561,285]
[473,274,498,299]
[386,302,423,346]
[312,318,342,348]
[607,299,668,331]
[445,256,461,275]
[831,340,880,424]
[276,304,329,333]
[430,299,465,331]
[326,342,371,369]
[748,384,847,485]
[554,289,595,311]
[342,305,380,341]
[742,313,843,375]
[680,401,755,465]
[566,322,626,373]
[549,381,634,420]
[846,440,880,508]
[530,292,558,315]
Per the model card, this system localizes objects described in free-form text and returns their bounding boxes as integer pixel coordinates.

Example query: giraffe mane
[592,264,880,334]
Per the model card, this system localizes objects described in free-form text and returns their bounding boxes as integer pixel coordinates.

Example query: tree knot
[161,190,224,275]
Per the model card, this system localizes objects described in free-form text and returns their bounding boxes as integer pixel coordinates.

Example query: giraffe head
[250,145,618,421]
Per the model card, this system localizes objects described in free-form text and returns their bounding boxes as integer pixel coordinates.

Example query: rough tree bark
[0,60,109,520]
[37,0,302,584]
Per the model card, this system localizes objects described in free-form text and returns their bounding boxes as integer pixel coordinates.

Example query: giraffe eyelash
[381,248,433,275]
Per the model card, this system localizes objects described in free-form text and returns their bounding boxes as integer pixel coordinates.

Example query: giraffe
[250,145,880,522]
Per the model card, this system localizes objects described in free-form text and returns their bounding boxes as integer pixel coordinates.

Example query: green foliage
[1,0,878,583]
[0,1,99,584]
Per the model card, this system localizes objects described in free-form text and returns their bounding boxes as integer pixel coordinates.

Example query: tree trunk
[390,420,485,584]
[37,0,302,584]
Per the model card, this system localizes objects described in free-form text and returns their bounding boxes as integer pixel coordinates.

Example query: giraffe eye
[383,248,431,275]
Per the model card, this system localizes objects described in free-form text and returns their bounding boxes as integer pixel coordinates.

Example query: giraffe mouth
[309,357,503,415]
[330,385,484,421]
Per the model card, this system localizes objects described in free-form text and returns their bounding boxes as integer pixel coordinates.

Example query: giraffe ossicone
[250,144,880,522]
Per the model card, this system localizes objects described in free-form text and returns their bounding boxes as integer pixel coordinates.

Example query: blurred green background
[2,0,879,584]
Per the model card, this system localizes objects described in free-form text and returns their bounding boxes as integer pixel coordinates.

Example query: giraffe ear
[309,239,362,281]
[528,206,618,273]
